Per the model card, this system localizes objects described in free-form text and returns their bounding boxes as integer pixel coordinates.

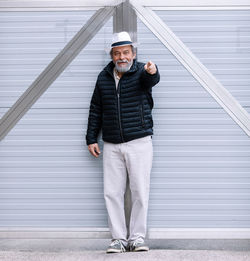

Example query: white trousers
[103,135,153,244]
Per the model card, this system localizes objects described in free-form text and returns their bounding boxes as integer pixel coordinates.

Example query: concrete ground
[0,239,250,261]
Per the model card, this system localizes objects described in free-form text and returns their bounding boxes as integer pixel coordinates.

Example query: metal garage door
[0,10,112,227]
[0,7,250,232]
[137,10,250,228]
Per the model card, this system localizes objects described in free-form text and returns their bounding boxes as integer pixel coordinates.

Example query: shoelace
[132,237,144,247]
[110,239,126,252]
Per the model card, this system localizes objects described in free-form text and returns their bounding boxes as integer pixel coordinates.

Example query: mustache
[116,60,129,64]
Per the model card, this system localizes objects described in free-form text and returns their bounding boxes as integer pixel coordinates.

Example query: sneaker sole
[133,246,149,252]
[106,249,125,254]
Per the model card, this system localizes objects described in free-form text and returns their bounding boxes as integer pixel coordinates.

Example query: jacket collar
[104,59,138,76]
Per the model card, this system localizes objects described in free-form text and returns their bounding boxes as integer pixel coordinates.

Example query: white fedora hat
[111,31,133,48]
[105,31,138,53]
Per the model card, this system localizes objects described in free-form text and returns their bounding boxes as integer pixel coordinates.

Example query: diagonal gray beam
[0,6,114,141]
[131,0,250,137]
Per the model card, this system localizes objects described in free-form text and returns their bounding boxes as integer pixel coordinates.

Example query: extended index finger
[147,61,152,67]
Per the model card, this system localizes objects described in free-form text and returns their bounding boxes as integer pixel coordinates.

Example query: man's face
[112,45,136,73]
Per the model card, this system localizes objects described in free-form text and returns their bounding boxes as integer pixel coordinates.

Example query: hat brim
[104,42,139,54]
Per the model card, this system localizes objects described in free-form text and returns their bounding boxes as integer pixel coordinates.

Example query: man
[86,31,160,253]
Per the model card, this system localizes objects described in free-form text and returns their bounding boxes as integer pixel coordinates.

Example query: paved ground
[1,249,250,261]
[0,239,249,261]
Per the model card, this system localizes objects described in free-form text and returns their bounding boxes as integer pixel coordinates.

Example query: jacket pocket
[140,104,145,128]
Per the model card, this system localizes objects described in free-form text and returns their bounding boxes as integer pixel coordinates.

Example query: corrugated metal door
[0,11,112,227]
[0,9,250,229]
[137,10,250,228]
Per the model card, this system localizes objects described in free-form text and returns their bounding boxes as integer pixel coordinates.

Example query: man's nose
[120,53,125,60]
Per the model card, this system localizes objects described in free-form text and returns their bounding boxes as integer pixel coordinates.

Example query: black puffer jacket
[86,59,160,145]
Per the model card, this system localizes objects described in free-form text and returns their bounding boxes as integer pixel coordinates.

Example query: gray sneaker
[129,238,149,252]
[106,239,126,254]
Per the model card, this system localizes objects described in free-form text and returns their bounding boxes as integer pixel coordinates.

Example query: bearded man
[86,31,160,253]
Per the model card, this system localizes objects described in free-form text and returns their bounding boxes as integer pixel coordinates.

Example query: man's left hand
[144,61,157,75]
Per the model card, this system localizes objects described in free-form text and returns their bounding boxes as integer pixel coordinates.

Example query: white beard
[114,59,133,73]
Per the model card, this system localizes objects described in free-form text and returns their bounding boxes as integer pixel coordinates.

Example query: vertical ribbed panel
[137,10,250,228]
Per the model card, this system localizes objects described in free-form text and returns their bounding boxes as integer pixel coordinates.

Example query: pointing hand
[144,61,157,75]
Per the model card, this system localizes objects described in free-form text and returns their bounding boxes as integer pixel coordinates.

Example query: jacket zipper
[117,82,125,143]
